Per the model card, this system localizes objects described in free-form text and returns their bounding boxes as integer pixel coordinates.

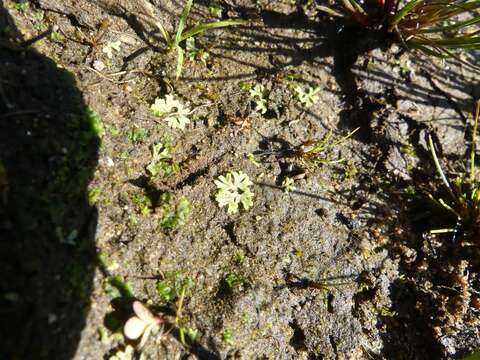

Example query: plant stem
[428,135,456,201]
[470,100,480,183]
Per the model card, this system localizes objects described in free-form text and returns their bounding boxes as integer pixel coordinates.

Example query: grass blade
[179,20,246,42]
[421,15,480,34]
[155,21,171,45]
[430,228,458,234]
[175,0,194,46]
[429,135,457,202]
[330,127,360,147]
[346,0,367,15]
[317,5,345,17]
[390,0,422,28]
[340,0,371,25]
[413,36,480,48]
[340,0,357,13]
[427,193,462,219]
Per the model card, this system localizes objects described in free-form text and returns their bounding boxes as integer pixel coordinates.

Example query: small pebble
[93,60,105,71]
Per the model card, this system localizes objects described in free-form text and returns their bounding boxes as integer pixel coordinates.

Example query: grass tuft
[321,0,480,65]
[427,100,480,240]
[154,0,245,79]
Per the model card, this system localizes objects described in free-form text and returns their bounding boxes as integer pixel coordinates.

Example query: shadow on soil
[93,1,477,149]
[185,4,477,137]
[0,6,99,359]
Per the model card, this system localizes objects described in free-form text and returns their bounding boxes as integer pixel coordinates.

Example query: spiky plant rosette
[320,0,480,61]
[426,173,480,239]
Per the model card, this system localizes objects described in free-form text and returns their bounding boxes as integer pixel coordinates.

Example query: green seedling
[156,273,194,348]
[249,83,268,114]
[102,40,121,59]
[235,253,246,265]
[294,85,321,108]
[256,128,359,170]
[402,144,417,158]
[85,109,105,139]
[106,124,121,137]
[33,10,48,31]
[403,185,419,197]
[146,140,179,178]
[109,345,134,360]
[150,94,191,130]
[154,0,244,79]
[343,159,358,179]
[15,3,28,13]
[396,58,414,79]
[223,272,243,291]
[296,128,360,169]
[427,101,480,240]
[132,193,153,216]
[214,170,254,214]
[50,31,65,43]
[238,81,252,91]
[241,312,252,325]
[246,152,260,167]
[156,271,194,302]
[108,273,196,352]
[222,329,235,346]
[179,326,200,347]
[186,37,210,63]
[281,176,296,193]
[208,1,223,18]
[157,272,197,349]
[320,1,480,66]
[128,214,138,226]
[98,326,111,345]
[159,196,191,228]
[379,306,397,317]
[157,283,177,303]
[127,127,147,142]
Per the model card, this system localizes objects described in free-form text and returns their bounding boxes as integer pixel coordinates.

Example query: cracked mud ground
[1,0,480,359]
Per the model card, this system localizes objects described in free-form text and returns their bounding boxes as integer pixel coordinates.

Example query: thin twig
[0,110,40,118]
[84,66,137,84]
